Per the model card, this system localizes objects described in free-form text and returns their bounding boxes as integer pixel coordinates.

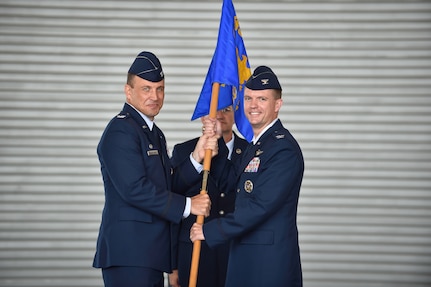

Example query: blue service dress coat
[203,119,304,287]
[170,134,248,287]
[93,103,198,273]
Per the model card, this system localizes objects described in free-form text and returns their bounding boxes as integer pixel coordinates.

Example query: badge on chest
[147,144,159,156]
[244,180,254,193]
[244,157,260,173]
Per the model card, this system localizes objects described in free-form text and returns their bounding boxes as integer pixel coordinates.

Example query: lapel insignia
[276,134,285,139]
[255,149,263,156]
[236,148,242,155]
[244,180,254,193]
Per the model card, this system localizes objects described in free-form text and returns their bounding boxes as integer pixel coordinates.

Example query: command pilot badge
[244,180,253,193]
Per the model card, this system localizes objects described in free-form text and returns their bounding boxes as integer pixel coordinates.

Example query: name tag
[147,150,159,156]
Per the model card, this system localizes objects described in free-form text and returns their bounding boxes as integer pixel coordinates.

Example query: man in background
[169,104,248,287]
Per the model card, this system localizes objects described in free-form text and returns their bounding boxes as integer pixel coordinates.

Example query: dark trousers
[102,266,164,287]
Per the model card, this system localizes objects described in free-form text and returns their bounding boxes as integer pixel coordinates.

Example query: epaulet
[273,130,286,140]
[116,113,128,119]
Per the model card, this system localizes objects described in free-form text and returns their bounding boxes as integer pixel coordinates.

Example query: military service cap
[245,65,282,91]
[128,51,164,82]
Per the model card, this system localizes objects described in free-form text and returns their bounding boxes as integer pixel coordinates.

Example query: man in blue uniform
[191,66,304,287]
[93,51,216,287]
[169,105,248,287]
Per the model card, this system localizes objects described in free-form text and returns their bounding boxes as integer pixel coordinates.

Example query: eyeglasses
[219,107,233,113]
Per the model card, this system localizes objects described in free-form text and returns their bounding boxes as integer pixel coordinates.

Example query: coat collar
[121,103,154,131]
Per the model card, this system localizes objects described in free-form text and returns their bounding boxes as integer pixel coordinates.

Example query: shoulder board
[273,130,286,140]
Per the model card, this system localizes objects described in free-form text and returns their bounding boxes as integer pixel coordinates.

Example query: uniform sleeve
[98,119,185,223]
[170,140,203,195]
[203,144,303,247]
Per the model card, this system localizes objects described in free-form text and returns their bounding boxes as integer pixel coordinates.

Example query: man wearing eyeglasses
[169,105,248,287]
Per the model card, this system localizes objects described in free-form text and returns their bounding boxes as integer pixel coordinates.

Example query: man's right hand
[201,116,222,138]
[191,135,218,163]
[190,193,211,217]
[168,270,181,287]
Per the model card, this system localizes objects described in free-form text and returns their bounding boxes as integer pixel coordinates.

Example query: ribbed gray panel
[0,1,430,286]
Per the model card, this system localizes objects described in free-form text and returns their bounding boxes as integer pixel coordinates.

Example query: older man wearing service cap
[93,51,216,287]
[191,66,304,287]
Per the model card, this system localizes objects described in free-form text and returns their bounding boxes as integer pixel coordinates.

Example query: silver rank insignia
[244,180,253,193]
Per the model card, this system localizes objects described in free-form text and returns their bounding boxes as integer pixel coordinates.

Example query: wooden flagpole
[188,82,220,287]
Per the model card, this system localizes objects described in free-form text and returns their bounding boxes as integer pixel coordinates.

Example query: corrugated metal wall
[0,1,430,286]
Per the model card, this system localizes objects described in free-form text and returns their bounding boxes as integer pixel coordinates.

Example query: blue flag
[191,0,253,142]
